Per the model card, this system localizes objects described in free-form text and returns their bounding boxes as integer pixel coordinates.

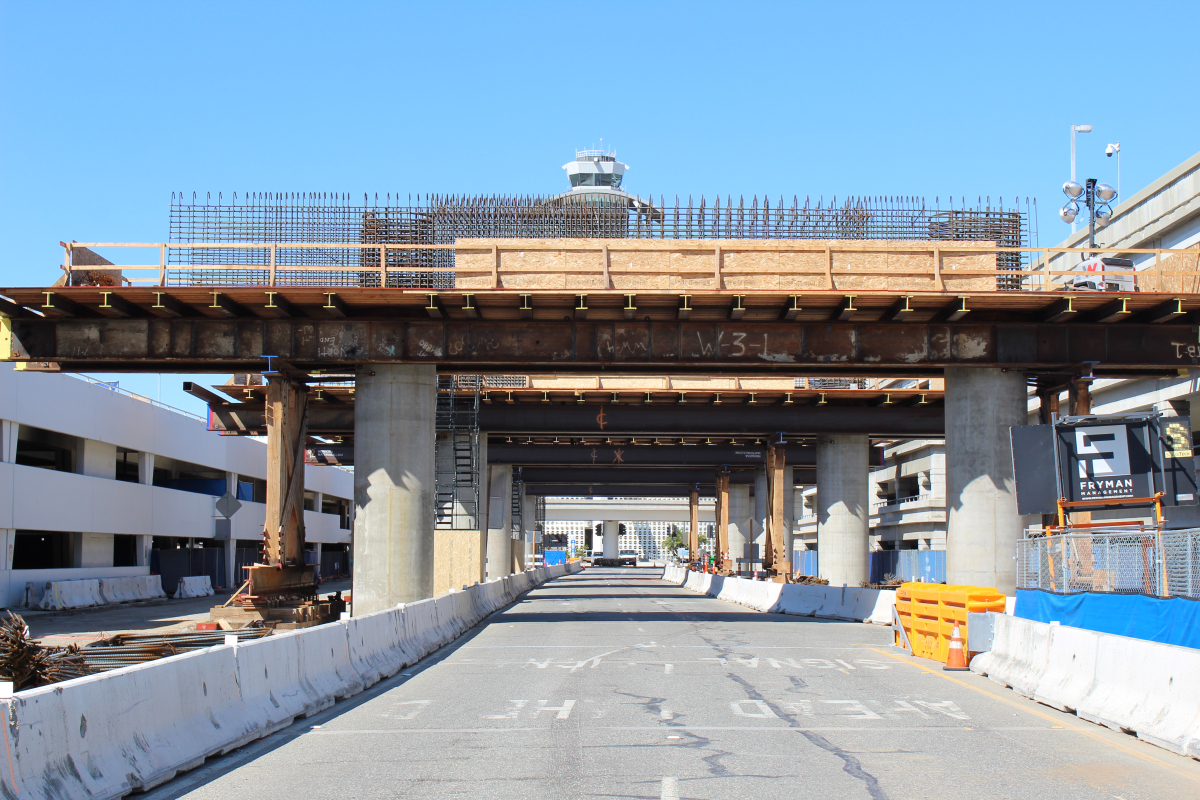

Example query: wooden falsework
[766,444,786,570]
[264,376,309,567]
[688,488,700,560]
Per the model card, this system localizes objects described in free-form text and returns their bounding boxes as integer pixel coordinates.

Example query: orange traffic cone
[943,625,969,671]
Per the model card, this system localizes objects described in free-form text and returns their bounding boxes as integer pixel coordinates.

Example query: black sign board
[1010,414,1198,515]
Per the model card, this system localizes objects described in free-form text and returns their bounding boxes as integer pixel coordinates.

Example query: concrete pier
[726,484,752,573]
[945,367,1027,594]
[816,434,869,586]
[754,468,768,567]
[353,364,437,614]
[601,520,619,559]
[485,465,512,579]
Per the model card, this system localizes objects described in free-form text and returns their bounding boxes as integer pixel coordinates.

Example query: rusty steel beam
[525,484,714,497]
[215,401,942,436]
[3,317,1199,371]
[310,443,818,467]
[519,467,777,485]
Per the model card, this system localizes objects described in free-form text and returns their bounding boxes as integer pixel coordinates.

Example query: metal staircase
[511,467,523,539]
[435,376,480,530]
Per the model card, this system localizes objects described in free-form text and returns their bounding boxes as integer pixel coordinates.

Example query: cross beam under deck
[4,316,1197,372]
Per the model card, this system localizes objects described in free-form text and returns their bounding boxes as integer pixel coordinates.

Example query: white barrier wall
[0,560,582,798]
[971,613,1200,759]
[662,564,896,624]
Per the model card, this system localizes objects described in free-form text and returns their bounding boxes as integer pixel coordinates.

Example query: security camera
[1106,145,1115,157]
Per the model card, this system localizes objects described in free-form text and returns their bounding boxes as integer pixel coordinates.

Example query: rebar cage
[166,192,1029,289]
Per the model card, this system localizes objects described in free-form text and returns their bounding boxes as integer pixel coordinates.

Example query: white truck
[1066,256,1137,292]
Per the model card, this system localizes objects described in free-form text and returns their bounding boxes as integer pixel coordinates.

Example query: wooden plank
[768,444,785,571]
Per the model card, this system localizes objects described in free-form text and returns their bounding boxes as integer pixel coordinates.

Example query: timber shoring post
[264,375,309,567]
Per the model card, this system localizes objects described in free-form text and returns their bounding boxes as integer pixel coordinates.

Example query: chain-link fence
[1016,528,1200,599]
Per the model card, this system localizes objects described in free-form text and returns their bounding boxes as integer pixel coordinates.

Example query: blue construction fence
[792,549,946,584]
[1016,588,1200,650]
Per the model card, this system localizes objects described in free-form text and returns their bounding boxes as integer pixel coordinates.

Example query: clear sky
[2,1,1198,414]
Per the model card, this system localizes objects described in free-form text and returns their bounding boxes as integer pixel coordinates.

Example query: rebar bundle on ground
[0,612,90,689]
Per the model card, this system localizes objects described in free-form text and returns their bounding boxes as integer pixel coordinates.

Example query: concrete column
[0,530,14,569]
[485,465,512,579]
[602,520,619,559]
[754,468,768,560]
[726,484,752,573]
[816,434,870,586]
[76,439,116,479]
[138,452,155,484]
[945,367,1027,594]
[133,535,153,567]
[353,364,436,614]
[71,533,114,568]
[224,539,236,589]
[0,421,18,463]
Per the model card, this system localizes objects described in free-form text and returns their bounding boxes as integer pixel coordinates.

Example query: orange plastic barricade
[894,583,1005,663]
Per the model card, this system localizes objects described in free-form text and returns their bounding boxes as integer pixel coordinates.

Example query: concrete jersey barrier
[3,646,259,797]
[24,578,104,610]
[173,575,214,599]
[971,613,1200,759]
[98,575,166,605]
[662,566,896,625]
[0,564,576,798]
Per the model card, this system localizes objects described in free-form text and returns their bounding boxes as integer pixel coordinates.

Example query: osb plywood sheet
[669,377,739,390]
[434,528,484,595]
[454,238,998,292]
[736,378,801,390]
[1135,251,1200,293]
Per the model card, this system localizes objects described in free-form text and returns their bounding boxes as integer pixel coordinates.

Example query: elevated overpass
[4,238,1199,611]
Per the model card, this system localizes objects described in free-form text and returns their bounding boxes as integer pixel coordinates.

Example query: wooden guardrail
[54,240,1200,293]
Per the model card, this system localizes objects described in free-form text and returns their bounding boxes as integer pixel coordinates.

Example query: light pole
[1106,141,1121,198]
[1070,124,1093,233]
[1060,178,1117,252]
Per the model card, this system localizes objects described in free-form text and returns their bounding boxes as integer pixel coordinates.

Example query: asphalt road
[147,567,1200,800]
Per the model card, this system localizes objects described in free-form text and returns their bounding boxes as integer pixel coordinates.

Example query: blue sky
[2,1,1198,413]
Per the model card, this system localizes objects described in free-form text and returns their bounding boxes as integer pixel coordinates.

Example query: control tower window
[569,173,622,188]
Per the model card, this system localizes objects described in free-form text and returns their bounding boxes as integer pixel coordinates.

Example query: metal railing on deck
[1016,528,1200,599]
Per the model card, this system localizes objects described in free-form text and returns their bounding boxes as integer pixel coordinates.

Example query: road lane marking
[824,700,882,720]
[306,725,1055,735]
[731,700,776,718]
[661,776,679,800]
[484,700,530,719]
[535,699,576,719]
[866,646,1200,783]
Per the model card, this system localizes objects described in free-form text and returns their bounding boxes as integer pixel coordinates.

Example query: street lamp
[1060,177,1117,250]
[1106,141,1121,198]
[1070,124,1093,232]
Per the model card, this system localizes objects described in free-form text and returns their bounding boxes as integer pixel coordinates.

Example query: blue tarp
[870,550,946,584]
[1016,588,1200,650]
[794,550,819,576]
[792,550,947,583]
[544,550,566,566]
